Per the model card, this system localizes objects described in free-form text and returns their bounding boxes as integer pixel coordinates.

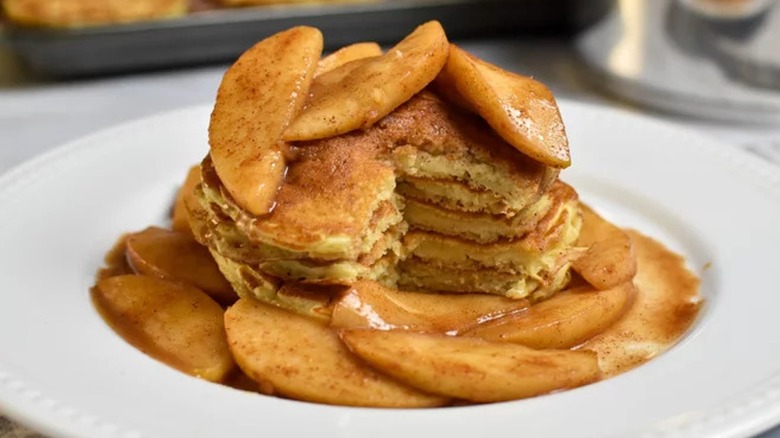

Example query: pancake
[193,186,403,286]
[200,141,399,261]
[399,185,583,298]
[402,189,553,244]
[194,91,579,299]
[210,249,339,321]
[397,177,527,216]
[403,183,582,274]
[256,228,404,284]
[200,159,404,263]
[398,258,574,300]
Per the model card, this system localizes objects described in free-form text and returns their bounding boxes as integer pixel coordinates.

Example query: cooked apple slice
[209,26,323,216]
[331,280,528,333]
[171,165,201,236]
[274,282,340,321]
[435,44,570,168]
[308,57,376,99]
[126,227,238,305]
[341,330,600,402]
[572,204,637,289]
[224,298,447,407]
[92,275,235,382]
[283,20,448,141]
[315,42,382,76]
[461,282,635,349]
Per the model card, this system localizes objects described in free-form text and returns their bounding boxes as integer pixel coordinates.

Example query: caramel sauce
[93,226,702,391]
[90,282,193,376]
[93,220,702,406]
[96,234,132,280]
[224,369,262,393]
[578,230,703,376]
[90,278,191,376]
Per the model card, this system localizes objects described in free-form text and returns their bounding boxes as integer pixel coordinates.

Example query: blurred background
[0,0,778,436]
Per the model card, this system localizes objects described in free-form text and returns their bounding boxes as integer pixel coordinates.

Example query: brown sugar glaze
[577,230,703,376]
[96,234,132,280]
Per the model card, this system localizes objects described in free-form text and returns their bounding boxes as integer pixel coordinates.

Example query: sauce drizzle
[579,230,703,376]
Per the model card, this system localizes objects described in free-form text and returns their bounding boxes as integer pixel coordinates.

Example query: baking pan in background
[0,0,610,78]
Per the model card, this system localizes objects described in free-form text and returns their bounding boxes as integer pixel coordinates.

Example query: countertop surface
[0,35,779,438]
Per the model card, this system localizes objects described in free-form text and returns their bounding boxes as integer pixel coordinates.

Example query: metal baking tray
[0,0,608,78]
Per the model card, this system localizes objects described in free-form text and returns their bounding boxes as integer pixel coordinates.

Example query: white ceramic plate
[1,101,780,438]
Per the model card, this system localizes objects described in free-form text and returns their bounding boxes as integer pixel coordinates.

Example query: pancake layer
[399,184,584,299]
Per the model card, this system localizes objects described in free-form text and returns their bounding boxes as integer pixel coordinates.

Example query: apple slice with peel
[461,282,635,349]
[92,275,235,382]
[331,280,528,333]
[171,165,201,236]
[435,44,570,168]
[209,26,323,216]
[341,330,600,402]
[572,204,638,289]
[315,42,382,76]
[283,21,448,141]
[224,298,447,407]
[126,226,238,305]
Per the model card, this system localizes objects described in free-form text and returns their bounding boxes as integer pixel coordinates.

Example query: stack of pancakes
[189,92,582,303]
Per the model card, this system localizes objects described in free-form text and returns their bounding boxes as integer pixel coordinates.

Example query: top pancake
[203,92,552,261]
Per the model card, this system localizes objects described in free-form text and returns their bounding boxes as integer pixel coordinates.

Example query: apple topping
[224,298,448,407]
[92,275,235,382]
[125,226,238,305]
[283,20,449,141]
[573,204,638,289]
[435,44,570,168]
[209,26,323,216]
[341,330,601,402]
[315,41,382,76]
[461,282,635,349]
